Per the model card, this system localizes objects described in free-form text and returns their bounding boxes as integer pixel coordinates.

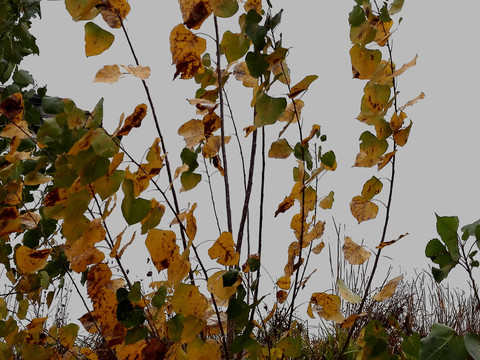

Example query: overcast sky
[20,0,480,309]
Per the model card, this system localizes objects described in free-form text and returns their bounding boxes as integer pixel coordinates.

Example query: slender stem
[203,156,222,235]
[236,129,257,255]
[213,15,233,234]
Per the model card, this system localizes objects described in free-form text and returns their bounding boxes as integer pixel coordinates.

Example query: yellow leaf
[373,19,393,46]
[342,236,371,265]
[304,221,326,247]
[377,150,396,171]
[98,0,130,28]
[341,313,367,329]
[208,232,239,266]
[170,24,206,79]
[350,44,382,79]
[393,120,412,147]
[373,275,403,301]
[390,111,407,132]
[186,203,197,242]
[350,195,379,223]
[121,64,151,80]
[308,293,344,323]
[277,276,291,290]
[181,315,207,344]
[284,241,300,277]
[117,104,148,136]
[84,22,114,57]
[178,0,212,29]
[207,270,241,306]
[301,124,321,146]
[264,303,277,324]
[178,119,205,148]
[65,0,100,21]
[86,264,125,344]
[64,218,106,273]
[172,283,208,318]
[16,246,51,274]
[337,279,361,303]
[58,323,79,349]
[288,75,318,98]
[319,191,334,210]
[145,229,180,272]
[94,64,123,84]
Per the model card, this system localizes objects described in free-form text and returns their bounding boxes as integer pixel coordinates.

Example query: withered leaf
[307,293,344,323]
[373,275,403,301]
[94,64,123,84]
[342,236,371,265]
[117,104,148,136]
[98,0,131,29]
[178,0,212,29]
[350,195,379,223]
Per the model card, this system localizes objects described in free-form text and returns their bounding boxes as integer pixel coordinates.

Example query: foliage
[1,0,477,359]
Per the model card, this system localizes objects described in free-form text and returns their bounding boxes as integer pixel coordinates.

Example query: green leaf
[227,297,249,328]
[210,0,238,18]
[65,0,100,21]
[223,269,239,287]
[128,281,142,303]
[245,51,269,78]
[84,22,114,57]
[402,332,421,360]
[293,142,313,170]
[180,148,199,173]
[361,176,383,200]
[180,172,201,191]
[152,286,167,308]
[167,314,184,342]
[420,323,469,360]
[389,0,405,15]
[436,215,460,262]
[379,4,391,22]
[124,326,148,345]
[254,93,287,127]
[94,170,125,201]
[278,336,301,358]
[349,5,365,26]
[245,9,266,52]
[465,332,480,360]
[320,150,336,168]
[266,9,283,31]
[91,129,118,158]
[221,31,250,64]
[121,179,151,225]
[42,97,64,114]
[425,238,457,282]
[247,256,260,272]
[86,98,104,128]
[69,149,110,185]
[12,69,34,88]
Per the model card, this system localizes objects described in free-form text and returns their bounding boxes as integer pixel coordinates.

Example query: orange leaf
[377,150,396,171]
[244,0,262,14]
[208,232,239,266]
[16,246,51,274]
[312,241,325,255]
[170,24,206,79]
[342,236,371,265]
[186,203,197,242]
[117,104,148,136]
[376,233,408,249]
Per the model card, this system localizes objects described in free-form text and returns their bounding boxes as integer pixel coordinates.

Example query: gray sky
[20,0,480,315]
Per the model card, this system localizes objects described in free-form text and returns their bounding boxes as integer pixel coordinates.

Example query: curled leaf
[117,104,148,136]
[288,75,318,98]
[373,275,403,301]
[98,0,131,29]
[178,0,212,29]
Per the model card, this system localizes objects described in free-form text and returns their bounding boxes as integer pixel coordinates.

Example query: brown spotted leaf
[244,0,261,14]
[145,229,180,272]
[361,176,383,200]
[350,195,379,223]
[16,247,51,274]
[170,24,206,79]
[342,236,371,265]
